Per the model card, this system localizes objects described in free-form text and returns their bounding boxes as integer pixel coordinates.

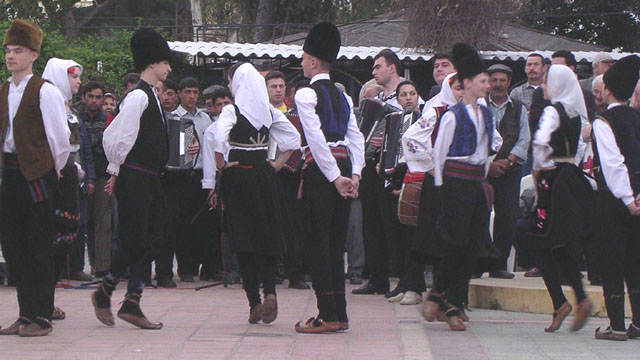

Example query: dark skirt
[220,162,287,255]
[522,163,594,250]
[53,162,80,249]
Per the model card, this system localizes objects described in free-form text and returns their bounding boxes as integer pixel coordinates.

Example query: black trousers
[434,177,490,308]
[108,167,166,295]
[236,252,278,309]
[159,170,220,280]
[302,160,351,323]
[360,161,402,289]
[278,170,306,281]
[0,162,56,322]
[487,164,522,270]
[397,227,426,293]
[596,189,640,331]
[536,246,586,310]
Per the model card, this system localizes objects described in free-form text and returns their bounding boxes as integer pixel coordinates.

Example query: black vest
[592,105,640,195]
[123,80,169,172]
[489,97,524,160]
[228,105,270,165]
[301,79,350,146]
[549,103,580,158]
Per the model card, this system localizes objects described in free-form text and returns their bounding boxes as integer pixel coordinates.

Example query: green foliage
[0,21,135,97]
[519,0,640,51]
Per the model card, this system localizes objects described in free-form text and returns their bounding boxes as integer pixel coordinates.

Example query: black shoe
[385,286,404,299]
[489,270,515,279]
[157,278,177,288]
[94,271,107,279]
[224,272,242,284]
[180,274,194,282]
[69,272,94,281]
[628,323,640,339]
[288,279,310,289]
[350,274,363,285]
[352,283,388,295]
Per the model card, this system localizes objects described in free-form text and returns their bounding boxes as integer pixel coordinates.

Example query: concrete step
[469,272,631,318]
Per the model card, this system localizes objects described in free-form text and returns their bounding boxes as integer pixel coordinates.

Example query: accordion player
[166,112,201,171]
[358,97,397,161]
[379,109,421,178]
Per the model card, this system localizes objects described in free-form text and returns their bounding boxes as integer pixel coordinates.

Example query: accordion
[166,113,199,171]
[379,109,421,176]
[358,98,396,160]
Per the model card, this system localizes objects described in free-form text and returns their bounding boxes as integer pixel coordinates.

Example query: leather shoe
[524,267,542,277]
[595,326,627,341]
[422,290,444,322]
[295,317,340,333]
[248,304,263,324]
[117,293,162,330]
[52,306,66,320]
[91,289,114,327]
[0,317,30,335]
[288,279,310,289]
[19,322,52,337]
[352,283,388,295]
[68,271,94,281]
[489,270,515,279]
[157,278,177,288]
[545,301,572,332]
[262,294,278,324]
[444,306,466,331]
[571,298,593,332]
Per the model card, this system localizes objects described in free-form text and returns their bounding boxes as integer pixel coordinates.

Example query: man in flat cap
[0,19,71,337]
[293,22,365,333]
[482,64,530,280]
[91,27,172,330]
[580,52,615,93]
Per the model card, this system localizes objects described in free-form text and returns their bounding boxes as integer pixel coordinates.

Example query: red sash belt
[443,160,485,181]
[302,146,348,170]
[403,170,425,184]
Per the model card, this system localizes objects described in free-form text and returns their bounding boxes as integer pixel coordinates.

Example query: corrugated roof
[168,41,636,63]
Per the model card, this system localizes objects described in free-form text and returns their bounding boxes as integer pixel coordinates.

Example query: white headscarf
[231,63,272,130]
[546,64,588,125]
[42,58,83,102]
[423,72,459,112]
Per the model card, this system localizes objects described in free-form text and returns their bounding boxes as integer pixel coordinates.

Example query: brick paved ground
[0,279,638,359]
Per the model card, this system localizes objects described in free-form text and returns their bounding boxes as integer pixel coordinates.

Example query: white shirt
[532,106,585,171]
[3,74,71,173]
[172,105,212,169]
[103,84,163,176]
[401,107,439,173]
[295,73,365,182]
[432,103,503,186]
[201,103,300,189]
[592,102,634,205]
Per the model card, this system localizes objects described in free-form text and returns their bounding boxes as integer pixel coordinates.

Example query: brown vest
[0,76,54,181]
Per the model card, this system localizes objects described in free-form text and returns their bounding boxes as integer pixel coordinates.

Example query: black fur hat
[303,22,341,63]
[130,28,172,72]
[603,55,640,101]
[452,42,485,80]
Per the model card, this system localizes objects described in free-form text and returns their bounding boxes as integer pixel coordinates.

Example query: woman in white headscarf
[527,64,595,334]
[42,58,91,321]
[202,62,300,325]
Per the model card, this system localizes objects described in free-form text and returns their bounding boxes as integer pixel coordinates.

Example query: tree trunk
[255,0,275,43]
[190,0,203,40]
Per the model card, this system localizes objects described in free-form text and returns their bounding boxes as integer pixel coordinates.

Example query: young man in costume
[294,22,365,333]
[430,43,502,331]
[91,27,172,330]
[0,19,71,337]
[592,54,640,341]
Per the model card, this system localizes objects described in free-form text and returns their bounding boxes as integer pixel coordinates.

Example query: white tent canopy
[169,41,638,63]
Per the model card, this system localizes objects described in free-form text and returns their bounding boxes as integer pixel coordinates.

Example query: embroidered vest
[122,80,169,172]
[301,80,350,146]
[548,103,580,159]
[447,102,494,157]
[228,105,270,165]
